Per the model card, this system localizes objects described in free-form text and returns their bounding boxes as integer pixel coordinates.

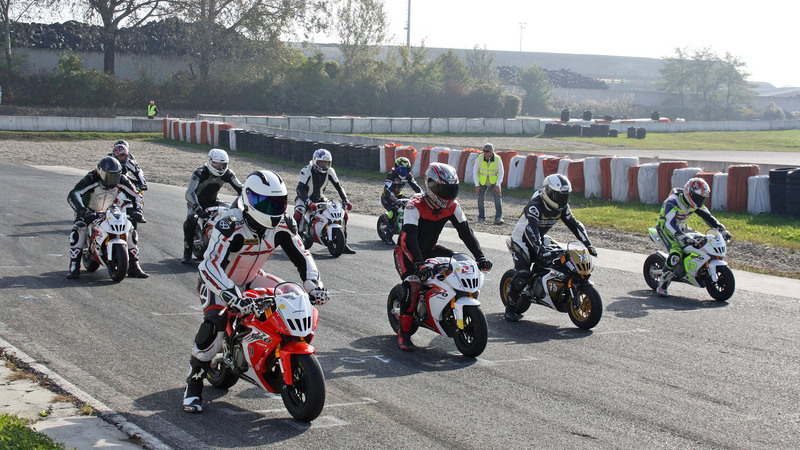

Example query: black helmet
[97,156,122,188]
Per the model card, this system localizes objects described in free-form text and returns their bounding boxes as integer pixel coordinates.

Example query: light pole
[406,0,411,51]
[519,22,527,52]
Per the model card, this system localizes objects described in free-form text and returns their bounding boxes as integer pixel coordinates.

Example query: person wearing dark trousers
[473,143,504,225]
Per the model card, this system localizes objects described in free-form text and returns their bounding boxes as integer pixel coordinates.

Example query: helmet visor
[429,181,459,201]
[550,190,570,208]
[104,171,121,187]
[690,192,706,208]
[211,161,227,172]
[316,160,331,169]
[396,166,409,177]
[247,190,287,216]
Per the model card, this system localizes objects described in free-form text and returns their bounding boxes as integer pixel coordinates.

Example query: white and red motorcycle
[82,204,132,282]
[387,253,489,357]
[301,199,348,257]
[643,228,735,301]
[208,282,326,422]
[192,204,229,260]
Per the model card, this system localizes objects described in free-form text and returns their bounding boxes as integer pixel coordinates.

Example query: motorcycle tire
[327,227,345,257]
[567,285,603,329]
[207,359,239,389]
[302,231,314,250]
[376,214,390,242]
[386,284,418,335]
[453,305,488,358]
[108,244,128,282]
[643,253,666,290]
[281,353,326,422]
[82,251,99,273]
[706,265,735,301]
[499,269,531,314]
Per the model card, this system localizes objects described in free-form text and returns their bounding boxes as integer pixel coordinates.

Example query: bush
[762,102,786,120]
[0,413,65,449]
[500,95,521,119]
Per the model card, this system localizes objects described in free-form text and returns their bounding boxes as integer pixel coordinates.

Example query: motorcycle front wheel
[82,251,99,273]
[208,358,239,389]
[376,214,390,242]
[499,269,531,314]
[386,284,418,335]
[282,353,326,422]
[643,253,666,290]
[568,285,603,329]
[706,265,735,301]
[108,244,128,282]
[327,228,345,257]
[453,305,488,358]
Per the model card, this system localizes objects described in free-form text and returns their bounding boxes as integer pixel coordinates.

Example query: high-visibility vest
[147,104,157,117]
[478,156,499,186]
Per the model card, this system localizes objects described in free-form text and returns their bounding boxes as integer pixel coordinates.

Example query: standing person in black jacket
[181,148,243,264]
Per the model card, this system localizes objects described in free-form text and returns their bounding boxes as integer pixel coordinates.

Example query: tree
[517,63,551,115]
[465,45,498,87]
[0,0,37,69]
[335,0,386,66]
[169,0,330,79]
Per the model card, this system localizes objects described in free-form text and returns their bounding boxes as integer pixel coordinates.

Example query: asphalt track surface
[1,162,799,449]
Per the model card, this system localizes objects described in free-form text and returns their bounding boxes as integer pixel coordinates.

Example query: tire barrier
[768,167,798,216]
[727,164,760,212]
[711,173,728,211]
[627,165,640,202]
[637,163,660,204]
[658,161,689,202]
[218,128,230,150]
[447,149,462,174]
[458,148,480,182]
[786,170,800,218]
[610,157,639,202]
[522,154,541,189]
[382,143,398,173]
[498,150,519,188]
[600,156,613,200]
[567,159,585,194]
[747,175,771,215]
[437,150,450,163]
[507,155,527,189]
[696,171,719,207]
[671,167,703,191]
[583,157,603,198]
[419,147,433,179]
[463,152,480,185]
[636,127,647,139]
[557,158,571,176]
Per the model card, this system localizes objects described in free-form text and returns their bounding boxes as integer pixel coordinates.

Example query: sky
[318,0,799,87]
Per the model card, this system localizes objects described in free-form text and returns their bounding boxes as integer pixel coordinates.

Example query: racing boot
[397,314,415,352]
[342,227,356,254]
[181,243,193,265]
[656,270,674,297]
[504,303,523,322]
[128,251,149,278]
[66,254,81,279]
[384,218,395,245]
[183,357,208,413]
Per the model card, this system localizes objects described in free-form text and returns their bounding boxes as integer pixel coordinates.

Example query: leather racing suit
[183,166,243,259]
[381,167,421,235]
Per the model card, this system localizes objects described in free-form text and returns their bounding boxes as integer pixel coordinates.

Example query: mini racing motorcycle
[192,204,229,260]
[301,199,348,257]
[82,204,132,282]
[499,239,602,329]
[387,253,489,357]
[207,282,326,422]
[377,198,410,245]
[643,228,735,301]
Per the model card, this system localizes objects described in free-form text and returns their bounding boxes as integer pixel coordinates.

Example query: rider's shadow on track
[135,388,311,446]
[317,335,479,381]
[301,239,394,259]
[11,220,74,237]
[606,289,729,319]
[144,257,204,275]
[484,313,593,344]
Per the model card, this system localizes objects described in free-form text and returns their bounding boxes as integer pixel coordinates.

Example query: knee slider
[194,319,221,350]
[667,252,682,269]
[511,270,530,291]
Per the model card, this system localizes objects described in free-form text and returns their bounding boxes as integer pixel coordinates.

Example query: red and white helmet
[423,163,459,209]
[112,142,129,164]
[682,178,710,209]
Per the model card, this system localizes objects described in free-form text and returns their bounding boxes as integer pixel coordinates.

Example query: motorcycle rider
[655,177,732,297]
[109,140,148,229]
[183,170,329,413]
[393,162,492,351]
[66,156,148,279]
[181,148,243,264]
[505,174,596,322]
[293,148,356,254]
[381,156,421,244]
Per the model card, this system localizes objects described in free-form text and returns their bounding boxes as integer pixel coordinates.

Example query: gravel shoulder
[1,139,797,279]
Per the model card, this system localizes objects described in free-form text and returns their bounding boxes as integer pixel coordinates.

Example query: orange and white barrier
[711,173,728,211]
[507,155,527,189]
[610,157,639,202]
[637,163,660,204]
[727,164,760,212]
[583,157,603,198]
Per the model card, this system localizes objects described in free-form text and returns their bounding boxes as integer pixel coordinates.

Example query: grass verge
[0,414,65,449]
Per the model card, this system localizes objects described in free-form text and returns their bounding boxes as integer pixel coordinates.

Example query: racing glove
[717,225,732,241]
[414,262,433,281]
[586,246,598,257]
[680,235,700,248]
[194,205,210,219]
[304,279,329,305]
[129,210,145,224]
[81,208,98,223]
[344,201,353,211]
[221,289,256,316]
[477,257,493,271]
[308,202,317,211]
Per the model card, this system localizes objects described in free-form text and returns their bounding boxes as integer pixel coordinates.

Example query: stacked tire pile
[542,122,612,138]
[769,167,800,217]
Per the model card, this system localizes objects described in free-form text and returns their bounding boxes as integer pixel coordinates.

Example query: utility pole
[406,0,411,50]
[519,22,527,52]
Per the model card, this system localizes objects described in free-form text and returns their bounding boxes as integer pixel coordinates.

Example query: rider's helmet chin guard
[395,156,411,178]
[682,177,710,209]
[242,170,288,229]
[96,156,122,188]
[423,162,459,209]
[206,148,230,177]
[312,148,332,173]
[541,173,572,210]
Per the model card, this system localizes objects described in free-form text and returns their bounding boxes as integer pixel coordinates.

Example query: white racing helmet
[206,148,229,177]
[242,170,288,229]
[541,173,572,209]
[312,148,332,172]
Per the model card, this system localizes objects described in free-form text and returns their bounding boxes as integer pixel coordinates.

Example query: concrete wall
[0,116,163,132]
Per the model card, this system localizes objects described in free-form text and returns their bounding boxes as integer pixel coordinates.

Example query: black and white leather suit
[183,165,243,252]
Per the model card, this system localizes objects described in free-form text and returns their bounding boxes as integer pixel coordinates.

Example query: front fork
[277,341,316,386]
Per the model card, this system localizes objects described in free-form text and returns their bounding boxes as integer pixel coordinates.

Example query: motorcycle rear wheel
[499,269,531,314]
[567,285,603,329]
[386,284,418,335]
[706,265,735,301]
[208,358,239,389]
[643,253,666,290]
[282,353,326,422]
[82,251,99,273]
[377,214,390,242]
[453,305,488,358]
[327,228,345,257]
[108,245,128,282]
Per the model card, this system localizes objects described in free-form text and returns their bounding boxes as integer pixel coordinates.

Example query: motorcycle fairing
[278,341,317,386]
